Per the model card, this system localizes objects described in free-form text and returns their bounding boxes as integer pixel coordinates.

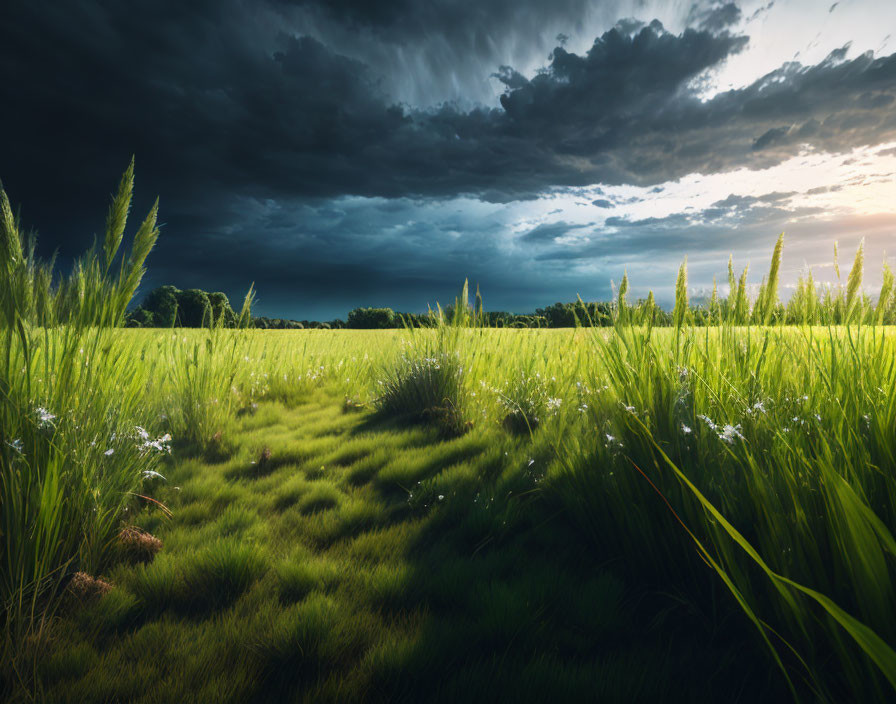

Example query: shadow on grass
[39,399,791,704]
[244,407,788,703]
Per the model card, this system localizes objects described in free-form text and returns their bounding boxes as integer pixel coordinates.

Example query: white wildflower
[681,424,692,435]
[35,406,55,428]
[104,448,115,456]
[697,414,717,432]
[718,424,744,445]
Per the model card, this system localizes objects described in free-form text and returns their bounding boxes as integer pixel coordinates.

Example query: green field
[3,324,896,702]
[3,171,896,702]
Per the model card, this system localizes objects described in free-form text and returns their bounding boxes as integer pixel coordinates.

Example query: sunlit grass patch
[128,552,183,614]
[275,554,343,603]
[374,436,489,492]
[332,493,381,537]
[271,474,312,511]
[180,539,269,613]
[297,482,342,515]
[75,586,143,636]
[353,563,418,612]
[341,522,427,566]
[343,448,392,485]
[176,473,249,513]
[125,539,268,618]
[209,504,261,539]
[317,437,380,468]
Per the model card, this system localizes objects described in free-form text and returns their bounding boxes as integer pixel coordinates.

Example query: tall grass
[553,322,896,700]
[162,288,255,453]
[373,283,477,436]
[0,162,166,678]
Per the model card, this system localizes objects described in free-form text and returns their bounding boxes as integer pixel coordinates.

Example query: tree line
[126,237,896,330]
[125,289,651,329]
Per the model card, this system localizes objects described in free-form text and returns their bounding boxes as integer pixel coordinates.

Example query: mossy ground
[34,387,784,703]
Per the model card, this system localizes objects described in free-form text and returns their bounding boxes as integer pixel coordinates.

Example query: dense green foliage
[347,307,397,329]
[128,285,238,328]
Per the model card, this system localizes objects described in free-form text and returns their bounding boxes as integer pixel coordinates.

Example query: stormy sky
[1,0,895,318]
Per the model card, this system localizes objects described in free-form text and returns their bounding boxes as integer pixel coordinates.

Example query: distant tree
[125,307,155,327]
[207,291,236,326]
[347,307,396,329]
[178,288,211,327]
[141,285,180,327]
[536,303,577,328]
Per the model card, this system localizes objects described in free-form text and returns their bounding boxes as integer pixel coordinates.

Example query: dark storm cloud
[519,221,591,243]
[136,195,574,316]
[2,0,895,316]
[710,191,797,210]
[533,199,827,266]
[279,0,596,36]
[689,2,743,32]
[5,1,896,215]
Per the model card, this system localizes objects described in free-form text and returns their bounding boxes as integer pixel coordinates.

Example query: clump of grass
[181,539,268,613]
[375,351,468,434]
[128,540,266,617]
[255,593,375,692]
[496,370,554,435]
[275,556,341,603]
[163,288,254,455]
[297,483,342,515]
[129,553,182,614]
[374,282,478,437]
[272,475,311,511]
[81,587,141,635]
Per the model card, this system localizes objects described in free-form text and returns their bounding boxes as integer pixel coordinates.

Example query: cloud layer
[1,1,894,316]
